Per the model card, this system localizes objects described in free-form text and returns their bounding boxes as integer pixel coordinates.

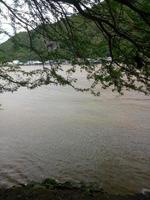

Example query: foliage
[0,0,149,94]
[0,15,107,62]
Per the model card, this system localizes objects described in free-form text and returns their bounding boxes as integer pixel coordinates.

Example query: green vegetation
[0,15,108,63]
[0,32,46,63]
[0,0,149,94]
[0,178,149,200]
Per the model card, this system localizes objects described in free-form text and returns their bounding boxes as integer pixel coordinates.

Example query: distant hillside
[0,15,108,63]
[0,31,47,63]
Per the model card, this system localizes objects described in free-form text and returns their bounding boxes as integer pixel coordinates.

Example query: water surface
[0,66,150,194]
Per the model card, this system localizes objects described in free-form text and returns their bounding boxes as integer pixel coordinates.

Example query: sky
[0,0,70,44]
[0,0,36,44]
[0,0,104,44]
[0,0,13,43]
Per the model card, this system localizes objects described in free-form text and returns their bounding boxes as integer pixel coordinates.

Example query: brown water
[0,66,150,194]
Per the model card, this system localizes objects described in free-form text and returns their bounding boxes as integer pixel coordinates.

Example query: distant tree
[0,0,149,94]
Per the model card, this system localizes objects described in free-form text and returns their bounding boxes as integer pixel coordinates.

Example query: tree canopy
[0,0,150,94]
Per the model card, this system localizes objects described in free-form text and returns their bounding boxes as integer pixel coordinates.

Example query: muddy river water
[0,65,150,194]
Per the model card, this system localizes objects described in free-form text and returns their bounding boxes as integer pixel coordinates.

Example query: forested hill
[0,14,108,63]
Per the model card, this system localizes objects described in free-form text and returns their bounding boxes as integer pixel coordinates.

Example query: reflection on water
[0,66,150,194]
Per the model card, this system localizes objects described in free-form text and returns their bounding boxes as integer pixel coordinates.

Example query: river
[0,65,150,194]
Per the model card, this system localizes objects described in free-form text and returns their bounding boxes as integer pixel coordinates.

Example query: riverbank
[0,179,149,200]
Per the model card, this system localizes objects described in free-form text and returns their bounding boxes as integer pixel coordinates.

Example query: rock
[141,188,150,198]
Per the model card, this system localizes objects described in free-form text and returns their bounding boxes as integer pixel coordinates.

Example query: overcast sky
[0,0,104,44]
[0,0,13,43]
[0,0,33,44]
[0,0,71,44]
